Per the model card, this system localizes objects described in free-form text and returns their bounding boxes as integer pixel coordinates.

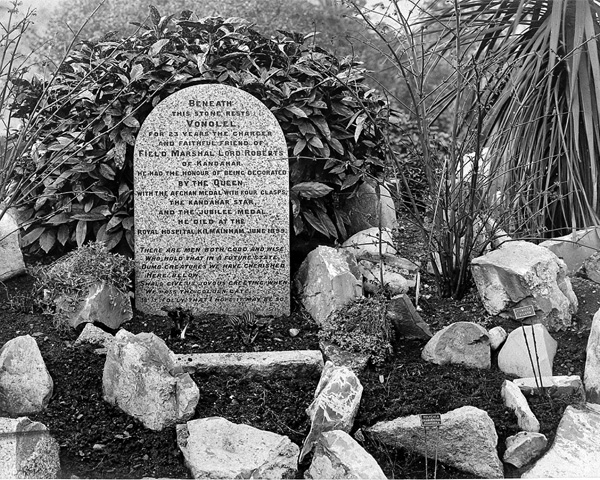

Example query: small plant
[32,241,134,329]
[227,311,271,347]
[163,306,193,340]
[319,293,393,366]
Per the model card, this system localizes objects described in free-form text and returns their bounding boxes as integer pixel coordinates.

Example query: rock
[503,431,548,468]
[582,251,600,284]
[68,282,132,330]
[320,341,370,375]
[341,227,397,258]
[471,240,578,331]
[498,325,557,378]
[522,403,600,477]
[103,330,199,431]
[174,350,323,379]
[421,322,490,369]
[501,380,540,432]
[340,180,397,237]
[0,417,60,478]
[386,294,432,341]
[540,227,600,274]
[365,406,503,478]
[74,323,116,352]
[294,246,362,326]
[305,430,387,479]
[0,335,53,415]
[359,259,409,295]
[585,308,600,403]
[0,210,26,281]
[300,361,363,462]
[515,375,585,400]
[176,417,298,479]
[488,326,507,350]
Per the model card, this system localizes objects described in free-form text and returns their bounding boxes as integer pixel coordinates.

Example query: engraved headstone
[134,84,290,316]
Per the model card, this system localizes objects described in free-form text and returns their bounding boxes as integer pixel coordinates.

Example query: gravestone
[134,84,290,316]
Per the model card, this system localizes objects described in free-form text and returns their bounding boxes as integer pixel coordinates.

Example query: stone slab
[174,350,323,379]
[540,227,600,274]
[134,84,289,316]
[515,375,585,400]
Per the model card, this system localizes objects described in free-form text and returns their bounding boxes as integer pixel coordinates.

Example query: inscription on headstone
[134,84,290,316]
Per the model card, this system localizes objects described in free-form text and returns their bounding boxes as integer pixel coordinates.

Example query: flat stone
[365,406,503,478]
[340,180,397,237]
[177,417,298,479]
[294,246,362,326]
[501,380,540,432]
[421,322,490,369]
[134,84,290,317]
[386,294,432,341]
[498,324,557,378]
[0,335,53,415]
[488,326,507,350]
[174,350,323,379]
[471,240,578,331]
[300,361,363,462]
[515,375,585,400]
[305,430,387,479]
[585,307,600,403]
[0,417,60,478]
[341,227,397,258]
[503,431,548,468]
[522,404,600,477]
[68,282,132,330]
[0,210,25,281]
[540,227,600,274]
[74,323,116,350]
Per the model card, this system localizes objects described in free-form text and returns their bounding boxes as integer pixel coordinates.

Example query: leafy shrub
[319,294,393,366]
[33,241,134,328]
[12,9,389,255]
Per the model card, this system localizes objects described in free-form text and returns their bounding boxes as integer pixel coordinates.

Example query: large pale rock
[0,417,60,478]
[503,431,548,468]
[498,325,557,378]
[488,326,507,350]
[294,246,362,326]
[421,322,490,369]
[501,380,540,432]
[540,227,600,274]
[341,180,397,236]
[582,251,600,284]
[386,294,432,341]
[68,282,132,330]
[102,330,199,431]
[515,375,585,400]
[471,240,578,331]
[0,335,53,415]
[174,350,323,379]
[523,404,600,477]
[299,361,363,462]
[365,406,503,478]
[74,323,116,354]
[359,259,409,295]
[305,430,386,479]
[177,417,298,479]
[341,227,397,258]
[0,210,25,281]
[585,308,600,403]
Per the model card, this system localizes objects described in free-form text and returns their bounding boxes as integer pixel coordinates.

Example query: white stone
[585,308,600,403]
[582,251,600,284]
[540,227,600,274]
[501,380,540,432]
[488,326,507,350]
[341,180,398,237]
[74,323,116,350]
[471,240,577,331]
[365,406,503,478]
[102,331,199,430]
[299,361,363,462]
[177,417,298,479]
[0,210,25,282]
[0,335,53,415]
[498,324,557,378]
[359,259,409,295]
[174,350,323,379]
[421,322,490,369]
[341,227,397,258]
[294,246,362,326]
[0,417,60,478]
[503,431,547,468]
[305,430,386,479]
[523,404,600,477]
[515,375,585,400]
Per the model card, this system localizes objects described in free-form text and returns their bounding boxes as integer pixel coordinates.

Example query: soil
[0,228,596,478]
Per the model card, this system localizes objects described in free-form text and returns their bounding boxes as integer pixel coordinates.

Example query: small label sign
[420,413,441,428]
[513,305,536,320]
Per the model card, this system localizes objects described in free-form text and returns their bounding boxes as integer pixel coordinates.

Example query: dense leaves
[13,11,388,254]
